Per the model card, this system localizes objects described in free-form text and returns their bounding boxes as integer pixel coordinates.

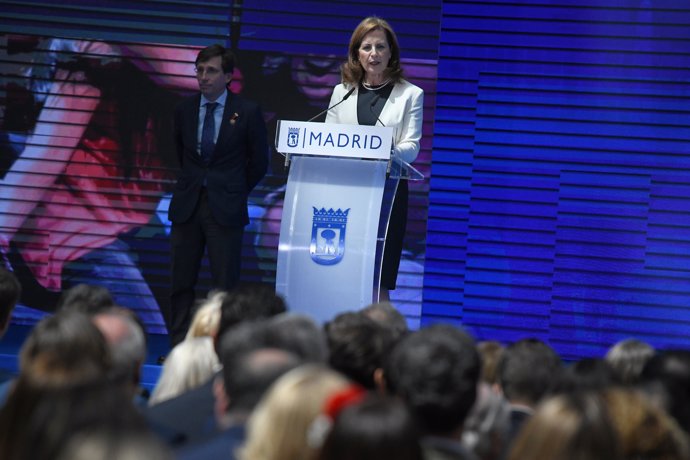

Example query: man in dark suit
[167,44,268,346]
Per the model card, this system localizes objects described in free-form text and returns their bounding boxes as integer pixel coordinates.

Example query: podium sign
[275,121,392,323]
[276,120,393,160]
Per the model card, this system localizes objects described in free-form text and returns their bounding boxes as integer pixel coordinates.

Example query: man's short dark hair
[384,324,480,435]
[215,283,287,354]
[498,338,561,405]
[222,348,301,414]
[195,44,234,75]
[325,312,395,389]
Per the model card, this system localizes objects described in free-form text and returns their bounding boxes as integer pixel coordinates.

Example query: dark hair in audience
[195,43,235,74]
[318,395,424,460]
[640,349,690,433]
[605,338,655,385]
[360,301,408,339]
[0,268,21,335]
[264,313,328,363]
[384,324,480,435]
[18,311,111,387]
[325,312,396,389]
[498,338,561,406]
[216,283,287,354]
[56,283,115,315]
[222,348,302,414]
[547,358,618,396]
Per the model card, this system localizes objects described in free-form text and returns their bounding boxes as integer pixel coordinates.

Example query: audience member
[325,311,396,390]
[149,336,220,406]
[239,365,351,460]
[605,338,655,385]
[1,378,156,460]
[360,301,408,339]
[507,392,621,460]
[497,338,561,453]
[176,347,302,459]
[56,283,115,314]
[318,394,424,460]
[0,268,20,340]
[384,323,481,460]
[92,306,147,401]
[0,312,117,459]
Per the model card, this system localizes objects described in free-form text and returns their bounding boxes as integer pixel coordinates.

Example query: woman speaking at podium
[325,17,424,301]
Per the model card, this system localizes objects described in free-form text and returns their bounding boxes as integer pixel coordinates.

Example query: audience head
[240,365,350,460]
[603,387,690,460]
[92,307,146,392]
[185,290,225,340]
[325,311,396,390]
[0,377,149,460]
[360,301,408,339]
[56,283,115,315]
[384,323,480,437]
[477,340,505,385]
[216,282,287,353]
[19,310,111,387]
[216,347,302,428]
[0,268,20,337]
[507,391,621,460]
[318,394,424,460]
[148,336,219,406]
[498,338,561,407]
[264,313,328,363]
[605,338,655,385]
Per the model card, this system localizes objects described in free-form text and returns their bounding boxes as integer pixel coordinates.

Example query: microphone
[369,94,386,127]
[230,0,243,50]
[369,94,393,174]
[307,86,356,122]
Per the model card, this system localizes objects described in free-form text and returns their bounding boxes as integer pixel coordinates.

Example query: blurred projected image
[0,34,435,332]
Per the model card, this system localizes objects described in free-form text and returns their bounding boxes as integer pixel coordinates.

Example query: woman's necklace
[361,78,391,91]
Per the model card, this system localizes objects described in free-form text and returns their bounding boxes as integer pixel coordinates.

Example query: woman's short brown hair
[341,17,403,86]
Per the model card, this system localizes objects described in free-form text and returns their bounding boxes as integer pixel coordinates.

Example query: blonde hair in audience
[185,290,225,340]
[239,365,350,460]
[148,336,220,406]
[603,387,689,460]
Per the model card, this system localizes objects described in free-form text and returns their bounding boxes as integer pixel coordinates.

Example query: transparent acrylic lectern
[274,120,423,323]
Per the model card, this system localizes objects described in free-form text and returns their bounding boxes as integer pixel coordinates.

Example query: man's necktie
[200,102,219,163]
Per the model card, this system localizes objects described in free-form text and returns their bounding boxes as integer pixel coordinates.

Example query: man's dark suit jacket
[168,91,269,226]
